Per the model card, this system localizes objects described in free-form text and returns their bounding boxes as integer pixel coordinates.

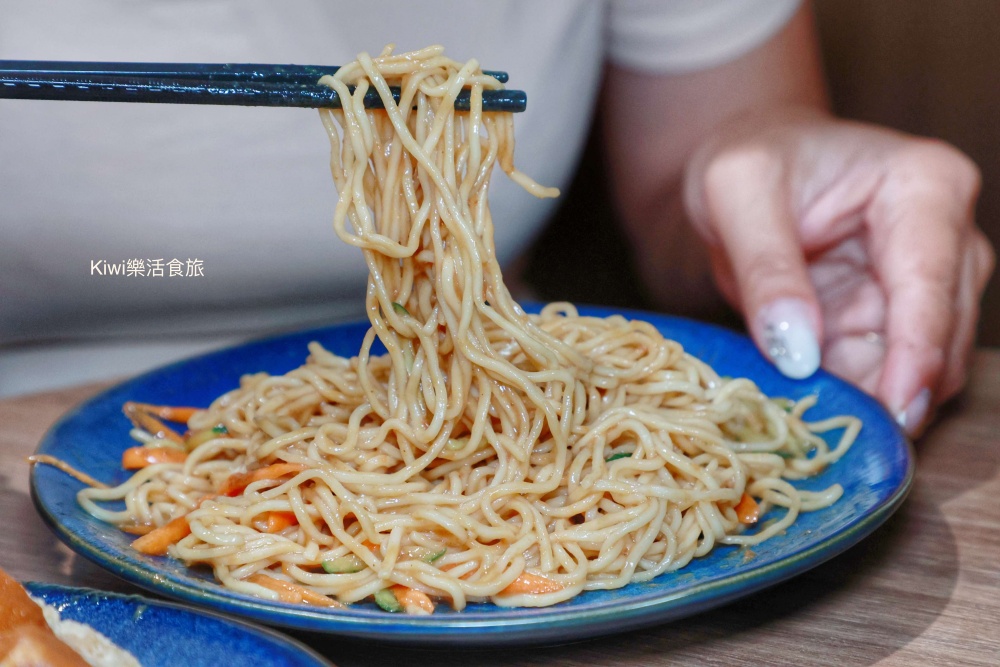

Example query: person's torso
[0,0,606,345]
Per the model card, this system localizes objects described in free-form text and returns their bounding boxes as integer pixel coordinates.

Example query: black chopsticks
[0,61,526,112]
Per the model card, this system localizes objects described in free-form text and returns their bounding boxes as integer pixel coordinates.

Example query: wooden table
[2,353,999,667]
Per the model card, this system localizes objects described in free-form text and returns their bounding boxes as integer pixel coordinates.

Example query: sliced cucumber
[374,588,402,613]
[321,554,366,574]
[410,546,447,563]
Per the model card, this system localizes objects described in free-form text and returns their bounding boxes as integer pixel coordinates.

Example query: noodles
[76,45,859,611]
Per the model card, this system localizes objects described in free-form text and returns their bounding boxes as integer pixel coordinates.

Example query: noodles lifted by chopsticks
[75,45,859,612]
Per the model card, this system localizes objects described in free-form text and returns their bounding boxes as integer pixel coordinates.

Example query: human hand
[684,108,994,436]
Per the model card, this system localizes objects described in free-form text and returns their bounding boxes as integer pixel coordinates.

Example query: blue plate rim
[23,581,336,665]
[29,306,915,645]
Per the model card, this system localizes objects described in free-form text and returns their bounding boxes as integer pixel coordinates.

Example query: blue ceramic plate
[23,583,332,666]
[31,306,913,646]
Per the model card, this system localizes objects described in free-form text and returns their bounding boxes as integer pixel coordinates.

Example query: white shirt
[0,0,798,396]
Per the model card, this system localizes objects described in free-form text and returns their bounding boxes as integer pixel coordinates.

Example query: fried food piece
[0,568,88,666]
[0,569,48,636]
[0,625,90,667]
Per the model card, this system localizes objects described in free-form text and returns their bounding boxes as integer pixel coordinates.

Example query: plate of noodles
[29,305,913,646]
[31,46,911,646]
[20,582,333,665]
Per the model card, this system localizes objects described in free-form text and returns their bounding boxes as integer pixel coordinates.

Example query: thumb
[695,152,823,379]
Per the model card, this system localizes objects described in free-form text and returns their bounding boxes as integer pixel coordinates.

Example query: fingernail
[895,387,931,435]
[758,298,820,380]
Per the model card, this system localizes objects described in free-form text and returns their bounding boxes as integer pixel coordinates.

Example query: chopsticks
[0,61,526,112]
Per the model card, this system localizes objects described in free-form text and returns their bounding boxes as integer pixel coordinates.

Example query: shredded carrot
[131,515,191,556]
[119,524,155,536]
[124,402,200,424]
[27,455,109,489]
[247,573,344,608]
[498,571,564,596]
[735,492,760,525]
[264,511,299,533]
[121,446,187,469]
[123,403,185,445]
[221,462,307,496]
[391,585,435,614]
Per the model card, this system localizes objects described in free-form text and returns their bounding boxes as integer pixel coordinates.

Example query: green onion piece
[374,588,403,613]
[403,346,414,373]
[605,452,632,462]
[392,302,410,316]
[321,554,366,574]
[425,548,447,563]
[212,425,228,434]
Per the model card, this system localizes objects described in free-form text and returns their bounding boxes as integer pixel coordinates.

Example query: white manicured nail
[895,387,931,435]
[758,298,820,380]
